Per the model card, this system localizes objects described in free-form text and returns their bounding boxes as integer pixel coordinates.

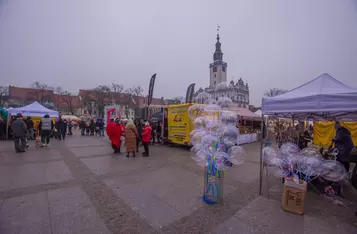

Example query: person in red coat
[141,121,152,157]
[106,118,123,154]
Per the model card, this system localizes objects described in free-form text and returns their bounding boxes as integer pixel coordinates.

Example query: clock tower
[209,26,227,87]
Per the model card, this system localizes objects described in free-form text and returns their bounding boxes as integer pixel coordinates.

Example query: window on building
[213,67,217,72]
[214,74,216,78]
[214,81,216,85]
[222,67,225,72]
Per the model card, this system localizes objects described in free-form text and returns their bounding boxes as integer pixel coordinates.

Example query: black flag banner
[147,73,157,106]
[185,83,195,103]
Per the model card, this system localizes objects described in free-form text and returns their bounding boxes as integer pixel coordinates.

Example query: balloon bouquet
[189,82,247,204]
[263,142,349,187]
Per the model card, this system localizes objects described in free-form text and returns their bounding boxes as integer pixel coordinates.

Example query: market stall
[230,107,261,144]
[8,101,59,117]
[7,102,58,139]
[260,73,357,200]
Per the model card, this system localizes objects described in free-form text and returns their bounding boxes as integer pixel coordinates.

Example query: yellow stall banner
[313,122,357,147]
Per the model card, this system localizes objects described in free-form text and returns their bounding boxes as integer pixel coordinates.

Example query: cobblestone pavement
[0,132,356,233]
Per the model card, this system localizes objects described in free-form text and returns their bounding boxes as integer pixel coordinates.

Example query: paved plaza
[0,133,356,233]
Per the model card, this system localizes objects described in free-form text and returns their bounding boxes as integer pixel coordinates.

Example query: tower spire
[213,25,223,61]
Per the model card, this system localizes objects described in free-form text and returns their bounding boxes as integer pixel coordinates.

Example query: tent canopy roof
[8,101,59,117]
[229,107,261,120]
[262,73,357,121]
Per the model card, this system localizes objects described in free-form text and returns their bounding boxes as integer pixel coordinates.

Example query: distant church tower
[209,26,227,87]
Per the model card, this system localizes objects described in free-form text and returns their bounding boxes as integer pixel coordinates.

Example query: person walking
[26,116,35,140]
[11,113,27,153]
[67,120,73,135]
[39,114,53,146]
[55,118,65,140]
[141,121,152,157]
[124,120,138,157]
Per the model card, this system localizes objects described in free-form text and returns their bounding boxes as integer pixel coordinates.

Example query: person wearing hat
[38,114,54,146]
[11,113,27,152]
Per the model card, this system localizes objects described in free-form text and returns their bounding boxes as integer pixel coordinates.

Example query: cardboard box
[282,177,307,215]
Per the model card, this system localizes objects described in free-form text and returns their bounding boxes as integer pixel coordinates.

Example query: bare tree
[92,85,111,117]
[126,85,144,97]
[111,83,124,93]
[61,95,76,114]
[54,86,71,95]
[81,92,94,116]
[0,86,9,106]
[31,81,53,104]
[264,88,288,97]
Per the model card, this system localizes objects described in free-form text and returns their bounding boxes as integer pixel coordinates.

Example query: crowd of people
[106,118,154,157]
[9,112,162,158]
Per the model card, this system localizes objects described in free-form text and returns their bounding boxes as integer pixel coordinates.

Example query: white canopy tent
[8,101,59,117]
[259,73,357,195]
[262,73,357,121]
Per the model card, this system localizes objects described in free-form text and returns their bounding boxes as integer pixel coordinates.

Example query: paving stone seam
[45,188,55,234]
[57,145,157,233]
[0,179,80,200]
[0,158,64,166]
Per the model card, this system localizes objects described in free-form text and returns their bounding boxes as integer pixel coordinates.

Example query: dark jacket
[56,119,65,130]
[96,121,104,130]
[333,127,354,162]
[79,120,86,129]
[136,124,143,140]
[11,119,27,137]
[26,119,34,129]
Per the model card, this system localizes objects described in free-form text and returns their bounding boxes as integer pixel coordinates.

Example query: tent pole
[259,113,265,195]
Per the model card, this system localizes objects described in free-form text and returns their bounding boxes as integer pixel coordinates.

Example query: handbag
[130,128,138,137]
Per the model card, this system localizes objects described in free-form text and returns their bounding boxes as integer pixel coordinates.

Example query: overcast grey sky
[1,0,357,106]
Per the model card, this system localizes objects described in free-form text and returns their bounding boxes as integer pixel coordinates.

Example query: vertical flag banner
[185,83,195,103]
[148,73,157,106]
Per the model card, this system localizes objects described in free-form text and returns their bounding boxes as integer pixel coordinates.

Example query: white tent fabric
[262,73,357,121]
[8,101,59,117]
[254,109,262,116]
[61,115,80,121]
